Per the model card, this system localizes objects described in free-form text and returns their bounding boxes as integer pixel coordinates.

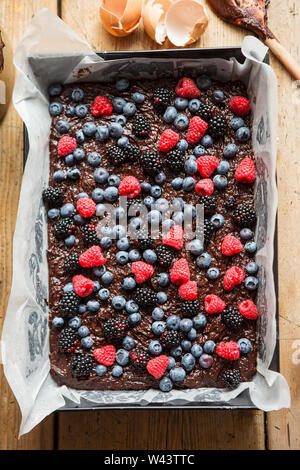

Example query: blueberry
[181,340,192,351]
[188,239,204,256]
[112,224,126,239]
[172,198,184,212]
[152,321,166,335]
[199,354,213,369]
[157,273,170,287]
[167,356,176,371]
[71,88,84,102]
[104,187,119,202]
[148,210,162,225]
[238,338,252,354]
[78,304,87,314]
[49,102,63,117]
[166,315,180,330]
[75,104,88,118]
[191,344,203,358]
[206,267,220,281]
[144,195,155,209]
[68,317,81,329]
[83,121,97,137]
[240,228,253,240]
[63,282,74,293]
[179,318,193,333]
[210,213,225,229]
[172,177,183,190]
[152,307,165,321]
[212,90,225,103]
[116,78,130,91]
[244,276,259,290]
[132,92,145,104]
[77,192,89,200]
[73,148,86,162]
[182,177,195,192]
[129,217,142,232]
[115,115,127,127]
[174,97,189,111]
[217,161,230,174]
[123,336,136,351]
[196,252,212,269]
[81,336,94,349]
[172,212,184,225]
[109,122,123,139]
[64,235,75,247]
[78,326,89,338]
[141,181,152,193]
[93,266,107,277]
[128,312,142,326]
[187,328,197,341]
[53,170,65,182]
[100,226,112,238]
[214,174,228,190]
[193,145,206,157]
[91,188,103,204]
[203,340,215,354]
[52,317,64,328]
[123,102,136,117]
[122,277,136,291]
[184,204,196,219]
[155,198,169,213]
[201,134,214,148]
[170,367,186,382]
[87,300,100,312]
[163,106,178,123]
[184,158,198,175]
[193,314,207,330]
[94,167,109,185]
[223,143,238,159]
[176,139,189,152]
[114,207,126,221]
[159,377,173,392]
[170,346,183,358]
[236,126,251,142]
[162,219,175,232]
[118,136,129,147]
[116,349,130,366]
[244,241,257,254]
[65,154,74,166]
[60,203,75,218]
[93,280,101,293]
[87,152,101,167]
[125,300,139,314]
[113,97,126,113]
[96,204,107,217]
[96,125,109,142]
[112,295,126,310]
[230,117,245,130]
[128,249,141,262]
[246,262,259,275]
[155,172,166,185]
[181,353,196,372]
[188,99,201,113]
[112,365,123,377]
[66,105,75,117]
[98,288,110,301]
[67,168,81,181]
[48,208,59,220]
[95,365,107,376]
[196,75,211,90]
[116,237,130,251]
[48,83,63,97]
[142,249,156,265]
[149,340,163,356]
[102,272,114,285]
[174,113,189,131]
[150,185,163,199]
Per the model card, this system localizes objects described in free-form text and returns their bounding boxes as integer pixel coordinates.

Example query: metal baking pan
[24,46,279,410]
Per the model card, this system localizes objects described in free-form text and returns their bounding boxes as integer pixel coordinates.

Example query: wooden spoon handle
[265,37,300,81]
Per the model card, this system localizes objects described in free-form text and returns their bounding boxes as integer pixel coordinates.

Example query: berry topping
[132,261,154,284]
[159,129,180,152]
[221,306,244,330]
[178,281,197,300]
[221,235,243,256]
[43,187,64,206]
[59,327,78,353]
[222,369,243,389]
[119,176,141,199]
[57,136,77,157]
[205,294,226,314]
[77,197,96,218]
[129,348,150,370]
[73,274,95,297]
[223,266,245,291]
[94,345,116,366]
[235,158,256,184]
[133,287,157,307]
[229,96,251,117]
[216,341,240,360]
[163,225,184,250]
[170,258,190,286]
[132,114,151,138]
[70,353,93,377]
[187,116,208,144]
[238,299,258,320]
[147,355,169,379]
[195,179,214,196]
[102,317,128,340]
[175,77,200,99]
[91,95,113,117]
[196,155,219,178]
[79,246,106,268]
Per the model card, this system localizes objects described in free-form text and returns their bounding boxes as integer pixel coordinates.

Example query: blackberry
[54,218,74,240]
[64,254,80,274]
[221,369,242,390]
[199,196,217,215]
[180,300,201,318]
[129,348,150,371]
[224,196,236,211]
[222,306,244,330]
[139,150,163,175]
[198,103,213,121]
[60,291,80,318]
[160,330,183,349]
[128,198,144,217]
[166,149,185,173]
[208,115,227,139]
[102,317,128,340]
[70,353,93,377]
[135,232,154,251]
[123,144,141,162]
[133,287,157,308]
[81,224,99,247]
[232,205,256,227]
[153,87,172,112]
[155,245,174,268]
[42,187,64,206]
[195,219,215,245]
[59,327,77,353]
[107,145,126,166]
[132,114,151,138]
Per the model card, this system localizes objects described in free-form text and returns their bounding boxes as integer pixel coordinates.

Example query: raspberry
[238,299,258,320]
[178,281,197,300]
[196,155,219,178]
[130,348,150,370]
[103,317,128,340]
[70,353,93,377]
[221,235,243,256]
[235,158,256,184]
[132,261,154,284]
[205,294,226,314]
[163,225,184,250]
[170,258,190,286]
[42,187,64,206]
[79,246,106,268]
[91,95,113,117]
[187,116,208,145]
[159,129,179,152]
[59,327,78,352]
[119,176,141,199]
[94,345,116,366]
[222,306,244,330]
[195,178,214,196]
[216,341,240,360]
[222,369,242,389]
[146,355,169,379]
[77,198,96,218]
[57,136,77,157]
[175,77,200,99]
[73,274,95,297]
[229,96,251,117]
[223,266,245,291]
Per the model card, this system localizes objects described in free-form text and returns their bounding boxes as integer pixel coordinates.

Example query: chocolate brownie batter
[47,77,258,391]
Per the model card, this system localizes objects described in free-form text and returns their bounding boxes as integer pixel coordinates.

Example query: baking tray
[23,46,279,410]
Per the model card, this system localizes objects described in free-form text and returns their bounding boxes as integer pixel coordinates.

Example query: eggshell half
[142,0,172,44]
[100,0,142,37]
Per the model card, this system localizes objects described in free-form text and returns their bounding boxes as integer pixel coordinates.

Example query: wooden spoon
[207,0,300,80]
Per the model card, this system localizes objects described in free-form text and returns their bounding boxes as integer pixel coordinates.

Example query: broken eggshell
[142,0,172,45]
[100,0,143,37]
[166,0,209,47]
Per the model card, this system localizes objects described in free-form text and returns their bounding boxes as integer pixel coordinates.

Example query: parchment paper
[1,9,290,436]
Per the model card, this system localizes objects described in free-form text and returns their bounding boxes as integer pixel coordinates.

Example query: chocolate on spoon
[207,0,300,80]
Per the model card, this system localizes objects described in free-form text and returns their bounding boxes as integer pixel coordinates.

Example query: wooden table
[0,0,299,450]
